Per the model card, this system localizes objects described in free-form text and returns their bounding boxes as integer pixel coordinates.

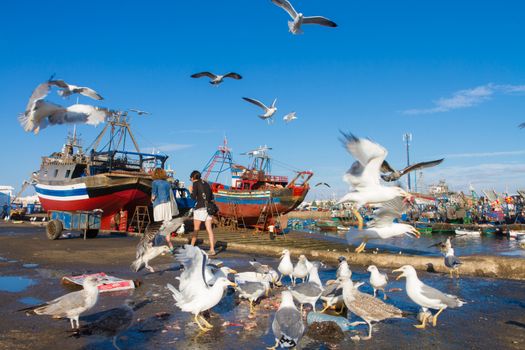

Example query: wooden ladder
[129,206,151,234]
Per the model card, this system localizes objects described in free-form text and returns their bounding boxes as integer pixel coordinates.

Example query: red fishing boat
[33,112,169,230]
[202,141,313,228]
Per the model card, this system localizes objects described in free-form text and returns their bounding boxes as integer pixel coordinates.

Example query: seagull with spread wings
[242,97,277,123]
[166,245,236,331]
[51,79,104,100]
[271,0,337,35]
[19,79,109,134]
[345,197,420,253]
[380,158,444,182]
[283,112,297,123]
[129,108,151,115]
[191,71,242,85]
[19,101,110,134]
[337,133,411,230]
[315,182,330,188]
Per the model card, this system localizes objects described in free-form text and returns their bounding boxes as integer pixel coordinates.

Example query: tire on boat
[85,229,99,239]
[46,220,63,240]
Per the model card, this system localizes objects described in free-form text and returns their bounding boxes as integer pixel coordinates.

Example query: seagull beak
[392,268,404,280]
[411,228,421,239]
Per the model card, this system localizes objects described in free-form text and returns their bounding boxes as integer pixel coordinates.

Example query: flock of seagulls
[19,232,465,349]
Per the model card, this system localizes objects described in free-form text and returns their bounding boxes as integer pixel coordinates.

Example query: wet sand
[0,224,524,349]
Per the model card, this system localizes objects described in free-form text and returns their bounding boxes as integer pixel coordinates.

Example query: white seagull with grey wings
[393,265,464,329]
[22,276,100,329]
[191,71,242,85]
[345,196,420,253]
[166,245,236,331]
[242,97,277,124]
[271,0,337,35]
[268,291,305,350]
[337,133,411,230]
[19,79,109,134]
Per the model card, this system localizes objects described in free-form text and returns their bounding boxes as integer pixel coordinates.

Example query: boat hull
[35,173,152,230]
[212,185,309,227]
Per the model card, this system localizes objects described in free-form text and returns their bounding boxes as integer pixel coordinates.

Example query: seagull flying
[21,276,99,329]
[315,182,331,188]
[129,108,151,115]
[242,97,277,124]
[367,265,388,300]
[52,80,104,100]
[191,72,242,85]
[393,265,464,329]
[283,112,297,123]
[345,197,420,253]
[19,100,109,134]
[271,0,337,35]
[268,291,304,350]
[380,159,444,182]
[131,218,185,273]
[337,132,411,229]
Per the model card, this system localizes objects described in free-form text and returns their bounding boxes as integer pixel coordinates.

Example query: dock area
[169,227,525,280]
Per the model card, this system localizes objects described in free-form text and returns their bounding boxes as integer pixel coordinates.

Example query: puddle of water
[22,263,39,269]
[18,296,43,305]
[0,276,36,292]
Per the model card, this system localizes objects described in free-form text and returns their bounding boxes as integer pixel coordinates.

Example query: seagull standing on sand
[22,276,99,329]
[393,265,464,329]
[339,279,403,340]
[336,256,352,280]
[380,159,444,182]
[242,97,277,124]
[290,264,323,312]
[268,291,305,350]
[444,245,462,278]
[271,0,337,35]
[166,245,236,331]
[283,112,297,123]
[73,299,134,350]
[337,133,411,230]
[346,197,420,253]
[367,265,388,299]
[191,71,242,85]
[277,249,294,284]
[292,255,309,285]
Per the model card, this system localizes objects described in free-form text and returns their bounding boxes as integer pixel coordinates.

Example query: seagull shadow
[506,320,525,329]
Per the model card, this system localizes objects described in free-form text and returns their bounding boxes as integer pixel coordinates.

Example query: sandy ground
[0,224,524,350]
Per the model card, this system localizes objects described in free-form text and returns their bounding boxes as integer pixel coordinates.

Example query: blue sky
[1,0,525,198]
